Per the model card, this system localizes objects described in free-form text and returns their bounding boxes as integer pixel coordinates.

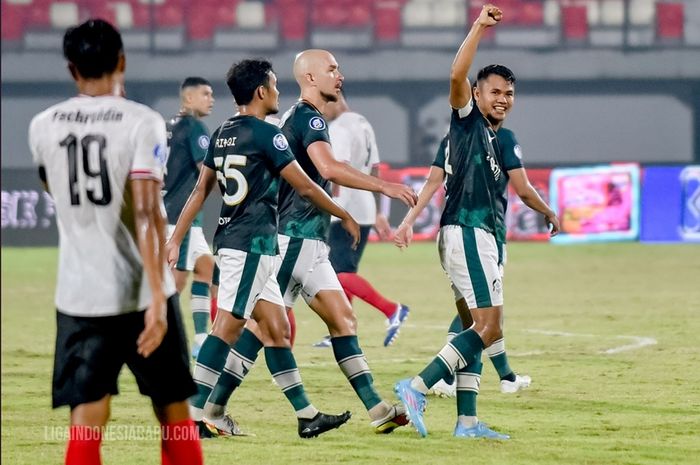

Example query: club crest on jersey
[153,144,167,165]
[514,144,523,159]
[273,133,289,151]
[198,135,210,150]
[309,116,326,131]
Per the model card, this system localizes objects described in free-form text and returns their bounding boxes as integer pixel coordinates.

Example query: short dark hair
[63,19,123,79]
[225,59,273,106]
[476,64,516,85]
[181,77,211,90]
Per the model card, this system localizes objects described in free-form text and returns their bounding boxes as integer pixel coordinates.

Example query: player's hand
[477,4,502,27]
[545,212,560,236]
[341,215,361,250]
[374,213,392,241]
[393,222,413,250]
[381,182,418,208]
[137,293,167,358]
[165,239,179,269]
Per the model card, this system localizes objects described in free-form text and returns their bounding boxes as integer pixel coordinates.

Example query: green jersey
[203,115,295,255]
[163,114,209,226]
[432,103,522,243]
[277,101,332,241]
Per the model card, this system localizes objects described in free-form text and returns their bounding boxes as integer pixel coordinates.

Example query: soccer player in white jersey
[312,90,410,348]
[28,19,202,465]
[392,5,560,439]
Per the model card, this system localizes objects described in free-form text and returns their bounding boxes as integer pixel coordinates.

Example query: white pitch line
[524,329,657,354]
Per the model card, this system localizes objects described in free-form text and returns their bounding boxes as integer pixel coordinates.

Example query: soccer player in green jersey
[166,59,358,439]
[163,77,216,359]
[428,128,532,399]
[203,49,417,435]
[392,4,560,439]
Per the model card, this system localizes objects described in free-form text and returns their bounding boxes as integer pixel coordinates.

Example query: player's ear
[116,52,125,74]
[67,63,79,81]
[257,85,265,100]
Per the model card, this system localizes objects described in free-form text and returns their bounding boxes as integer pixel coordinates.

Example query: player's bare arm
[394,166,446,249]
[370,165,392,240]
[281,160,361,248]
[130,177,168,357]
[166,165,218,265]
[450,4,502,109]
[508,168,560,236]
[307,140,417,207]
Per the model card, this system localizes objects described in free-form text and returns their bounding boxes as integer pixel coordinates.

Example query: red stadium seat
[561,5,588,42]
[25,0,52,28]
[1,2,26,41]
[129,0,150,28]
[519,0,544,26]
[277,0,308,42]
[656,2,684,42]
[374,0,401,43]
[187,4,214,40]
[154,0,183,28]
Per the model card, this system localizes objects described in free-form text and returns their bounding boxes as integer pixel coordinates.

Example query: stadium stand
[1,0,697,51]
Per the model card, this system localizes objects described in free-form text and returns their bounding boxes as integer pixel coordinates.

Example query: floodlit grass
[2,242,700,465]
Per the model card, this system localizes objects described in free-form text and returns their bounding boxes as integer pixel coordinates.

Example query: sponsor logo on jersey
[153,144,167,165]
[486,153,502,181]
[309,116,326,131]
[198,135,210,150]
[273,133,289,151]
[492,278,503,294]
[215,136,237,148]
[514,144,523,159]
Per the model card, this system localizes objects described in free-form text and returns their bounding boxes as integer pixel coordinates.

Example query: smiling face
[474,74,514,126]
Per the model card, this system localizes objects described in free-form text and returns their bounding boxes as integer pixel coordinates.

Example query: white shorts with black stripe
[167,225,212,272]
[216,248,284,319]
[276,234,343,308]
[437,225,504,309]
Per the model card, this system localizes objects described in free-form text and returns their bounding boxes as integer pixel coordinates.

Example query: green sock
[191,281,210,340]
[265,347,317,418]
[442,314,463,384]
[418,329,484,390]
[331,335,382,411]
[190,335,229,419]
[447,314,462,339]
[207,329,263,416]
[485,338,515,381]
[456,350,483,417]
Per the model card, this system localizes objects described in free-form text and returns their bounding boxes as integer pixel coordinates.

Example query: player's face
[189,85,215,117]
[475,75,514,125]
[263,71,280,115]
[317,54,344,103]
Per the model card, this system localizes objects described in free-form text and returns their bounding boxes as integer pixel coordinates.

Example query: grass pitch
[2,242,699,465]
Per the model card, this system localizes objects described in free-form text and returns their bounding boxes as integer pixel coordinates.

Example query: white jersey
[28,95,176,317]
[329,111,380,225]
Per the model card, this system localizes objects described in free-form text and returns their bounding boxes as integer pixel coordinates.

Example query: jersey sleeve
[130,111,168,181]
[328,123,352,163]
[498,128,524,171]
[299,109,331,149]
[432,134,449,169]
[367,121,380,166]
[28,113,45,166]
[188,119,210,164]
[451,97,474,120]
[202,126,220,170]
[264,126,295,174]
